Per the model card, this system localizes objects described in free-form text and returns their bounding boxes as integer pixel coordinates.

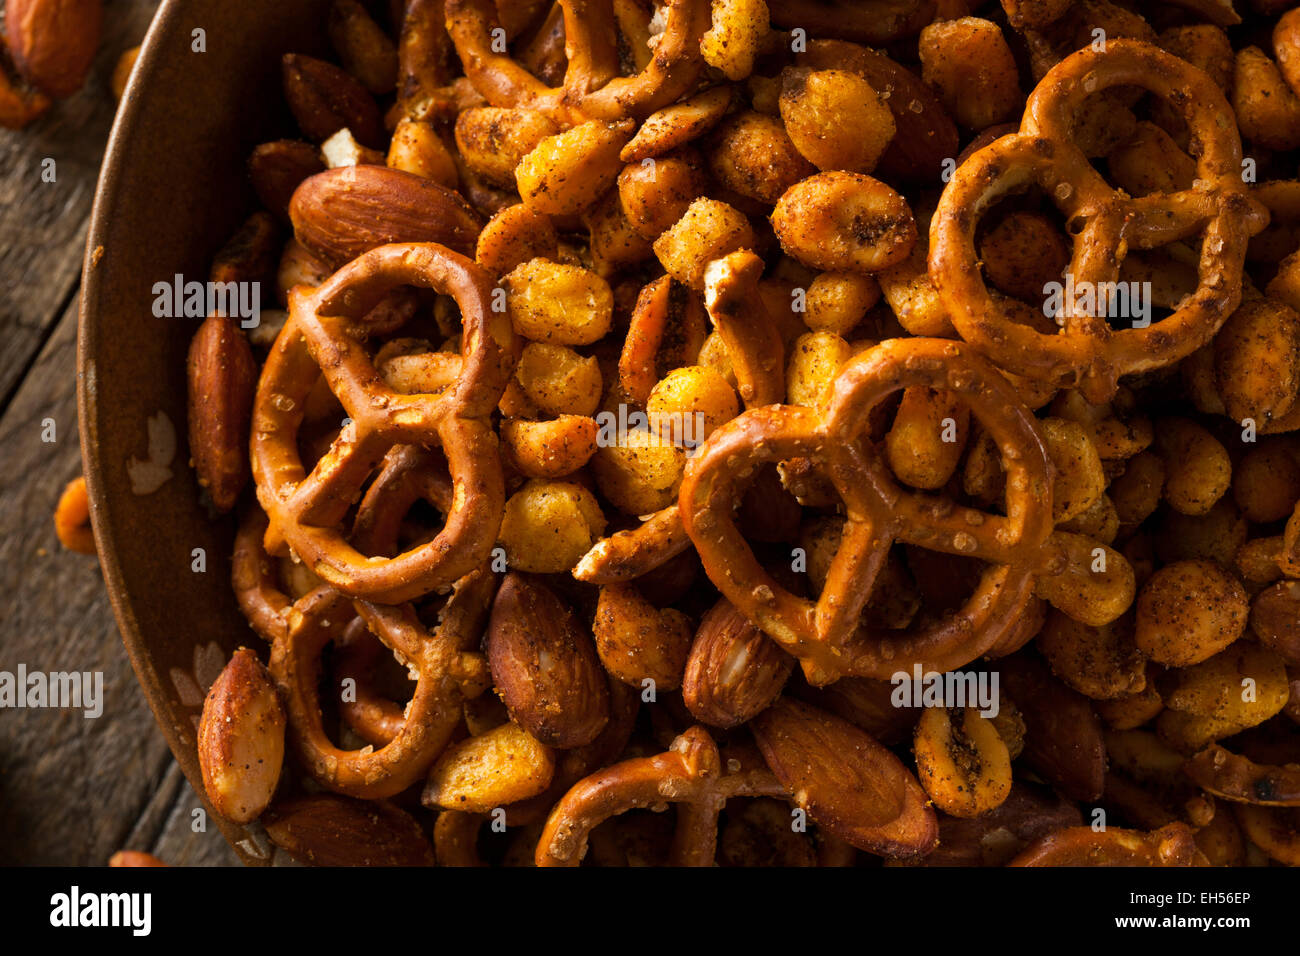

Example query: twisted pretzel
[444,0,710,124]
[231,477,495,799]
[535,726,790,866]
[931,40,1267,403]
[680,337,1059,685]
[251,242,515,604]
[271,579,491,799]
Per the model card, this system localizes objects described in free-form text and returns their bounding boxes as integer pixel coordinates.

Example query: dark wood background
[0,0,239,865]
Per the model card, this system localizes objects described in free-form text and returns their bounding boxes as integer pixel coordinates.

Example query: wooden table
[0,0,239,865]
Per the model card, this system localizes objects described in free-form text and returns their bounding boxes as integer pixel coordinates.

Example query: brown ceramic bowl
[78,0,334,865]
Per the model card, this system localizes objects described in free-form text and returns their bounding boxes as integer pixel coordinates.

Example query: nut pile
[181,0,1300,867]
[0,0,102,127]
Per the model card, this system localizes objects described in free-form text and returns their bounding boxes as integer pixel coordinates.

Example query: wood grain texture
[0,0,159,409]
[0,0,244,865]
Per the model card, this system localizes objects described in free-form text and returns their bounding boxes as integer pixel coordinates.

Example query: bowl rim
[77,0,261,865]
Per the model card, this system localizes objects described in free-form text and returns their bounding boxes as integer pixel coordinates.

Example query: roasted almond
[750,697,939,859]
[327,0,398,94]
[261,794,434,866]
[999,653,1107,801]
[792,675,919,746]
[682,597,793,728]
[186,313,257,512]
[197,648,285,824]
[282,52,384,148]
[904,782,1084,867]
[209,210,279,287]
[249,140,326,225]
[289,164,483,268]
[486,572,610,748]
[6,0,102,98]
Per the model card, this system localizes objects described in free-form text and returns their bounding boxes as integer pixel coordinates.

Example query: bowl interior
[79,0,332,864]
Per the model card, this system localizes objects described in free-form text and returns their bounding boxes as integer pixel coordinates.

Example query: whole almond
[289,164,484,268]
[249,140,326,224]
[6,0,102,98]
[282,52,384,148]
[328,0,398,94]
[197,648,285,824]
[209,210,279,286]
[682,597,793,728]
[187,313,257,512]
[486,572,610,748]
[261,794,434,866]
[999,653,1106,801]
[751,697,939,859]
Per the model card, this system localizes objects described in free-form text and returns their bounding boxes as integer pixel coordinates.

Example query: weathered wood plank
[0,0,160,411]
[0,296,224,865]
[122,762,242,866]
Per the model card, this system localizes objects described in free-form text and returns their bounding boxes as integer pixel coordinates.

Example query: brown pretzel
[535,726,790,866]
[232,480,495,799]
[680,337,1060,685]
[1184,744,1300,806]
[931,40,1267,403]
[1007,821,1204,866]
[444,0,710,125]
[270,579,491,799]
[251,242,515,604]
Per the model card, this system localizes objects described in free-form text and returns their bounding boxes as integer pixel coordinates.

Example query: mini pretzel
[535,726,789,866]
[680,337,1059,685]
[931,40,1267,403]
[444,0,710,124]
[251,242,515,604]
[232,484,494,799]
[271,581,491,799]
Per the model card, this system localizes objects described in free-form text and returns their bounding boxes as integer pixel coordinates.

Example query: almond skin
[197,648,285,824]
[6,0,102,98]
[750,697,939,859]
[486,572,609,748]
[261,794,434,866]
[289,164,484,268]
[999,653,1107,801]
[249,140,326,225]
[683,597,793,728]
[282,52,384,148]
[186,313,257,512]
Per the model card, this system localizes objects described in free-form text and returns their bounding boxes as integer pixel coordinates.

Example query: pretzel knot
[251,242,516,604]
[931,39,1268,404]
[445,0,710,124]
[679,337,1058,686]
[535,726,788,866]
[232,502,493,800]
